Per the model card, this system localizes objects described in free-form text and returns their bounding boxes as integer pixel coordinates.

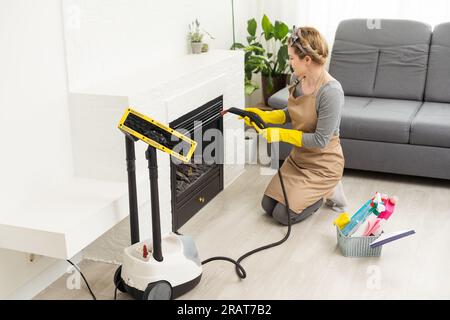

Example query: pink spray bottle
[365,196,398,236]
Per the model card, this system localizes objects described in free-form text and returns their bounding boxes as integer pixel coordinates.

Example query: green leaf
[272,61,278,73]
[277,44,288,66]
[275,44,289,74]
[231,42,245,50]
[245,80,259,95]
[247,36,257,44]
[261,15,274,41]
[246,61,260,71]
[265,75,274,94]
[244,45,265,54]
[245,70,253,81]
[245,63,255,72]
[247,18,257,37]
[252,42,264,52]
[274,21,289,41]
[250,54,270,63]
[247,63,263,74]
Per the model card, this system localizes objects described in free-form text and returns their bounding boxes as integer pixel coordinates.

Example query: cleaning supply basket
[336,227,382,257]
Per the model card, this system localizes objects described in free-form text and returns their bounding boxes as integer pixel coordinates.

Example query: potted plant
[188,19,214,54]
[232,15,290,105]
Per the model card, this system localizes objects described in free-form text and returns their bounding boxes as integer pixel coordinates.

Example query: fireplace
[170,96,224,230]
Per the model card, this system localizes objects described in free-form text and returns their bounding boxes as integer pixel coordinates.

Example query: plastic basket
[336,227,382,257]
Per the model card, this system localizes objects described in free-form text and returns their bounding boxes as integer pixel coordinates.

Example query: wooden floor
[35,165,450,300]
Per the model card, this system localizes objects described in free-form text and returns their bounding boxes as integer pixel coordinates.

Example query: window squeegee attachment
[118,108,197,163]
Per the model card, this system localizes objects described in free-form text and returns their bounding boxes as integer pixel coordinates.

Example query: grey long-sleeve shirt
[283,80,344,148]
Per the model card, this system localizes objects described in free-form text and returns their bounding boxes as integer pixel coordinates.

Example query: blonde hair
[288,26,329,65]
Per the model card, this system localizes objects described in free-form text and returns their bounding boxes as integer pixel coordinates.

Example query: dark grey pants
[261,195,323,226]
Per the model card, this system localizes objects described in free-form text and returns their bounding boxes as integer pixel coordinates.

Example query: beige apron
[264,72,345,214]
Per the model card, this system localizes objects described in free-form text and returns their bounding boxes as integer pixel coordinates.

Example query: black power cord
[114,286,118,300]
[202,169,292,279]
[66,259,97,300]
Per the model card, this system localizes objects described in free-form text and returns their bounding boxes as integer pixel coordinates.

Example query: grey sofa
[268,19,450,180]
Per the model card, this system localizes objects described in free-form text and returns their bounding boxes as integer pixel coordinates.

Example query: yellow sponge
[334,212,350,229]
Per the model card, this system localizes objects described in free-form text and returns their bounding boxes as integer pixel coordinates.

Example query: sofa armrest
[267,74,297,109]
[268,86,289,109]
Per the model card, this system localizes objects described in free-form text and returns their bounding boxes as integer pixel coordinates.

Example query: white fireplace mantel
[0,50,246,261]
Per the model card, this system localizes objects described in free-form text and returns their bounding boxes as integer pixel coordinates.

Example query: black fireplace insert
[169,96,224,230]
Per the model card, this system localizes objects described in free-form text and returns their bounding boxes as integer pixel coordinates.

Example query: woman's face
[288,46,311,78]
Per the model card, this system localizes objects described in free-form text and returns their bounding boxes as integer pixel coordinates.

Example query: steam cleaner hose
[201,169,292,279]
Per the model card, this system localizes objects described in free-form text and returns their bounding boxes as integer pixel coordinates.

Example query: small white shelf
[0,177,149,259]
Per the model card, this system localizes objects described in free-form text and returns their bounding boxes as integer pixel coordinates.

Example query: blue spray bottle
[341,199,373,236]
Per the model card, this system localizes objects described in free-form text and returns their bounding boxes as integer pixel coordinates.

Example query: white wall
[0,0,251,299]
[256,0,450,54]
[0,0,73,298]
[62,0,237,91]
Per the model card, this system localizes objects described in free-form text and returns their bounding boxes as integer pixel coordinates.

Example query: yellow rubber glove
[260,127,303,147]
[240,108,286,130]
[242,116,263,133]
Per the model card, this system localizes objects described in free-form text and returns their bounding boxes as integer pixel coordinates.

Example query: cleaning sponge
[334,212,350,229]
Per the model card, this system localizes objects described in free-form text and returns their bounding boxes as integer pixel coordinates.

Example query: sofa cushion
[410,102,450,148]
[373,44,430,100]
[329,41,379,97]
[425,22,450,103]
[340,96,422,143]
[329,19,431,101]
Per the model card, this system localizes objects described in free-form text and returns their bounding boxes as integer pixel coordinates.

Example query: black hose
[202,169,292,279]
